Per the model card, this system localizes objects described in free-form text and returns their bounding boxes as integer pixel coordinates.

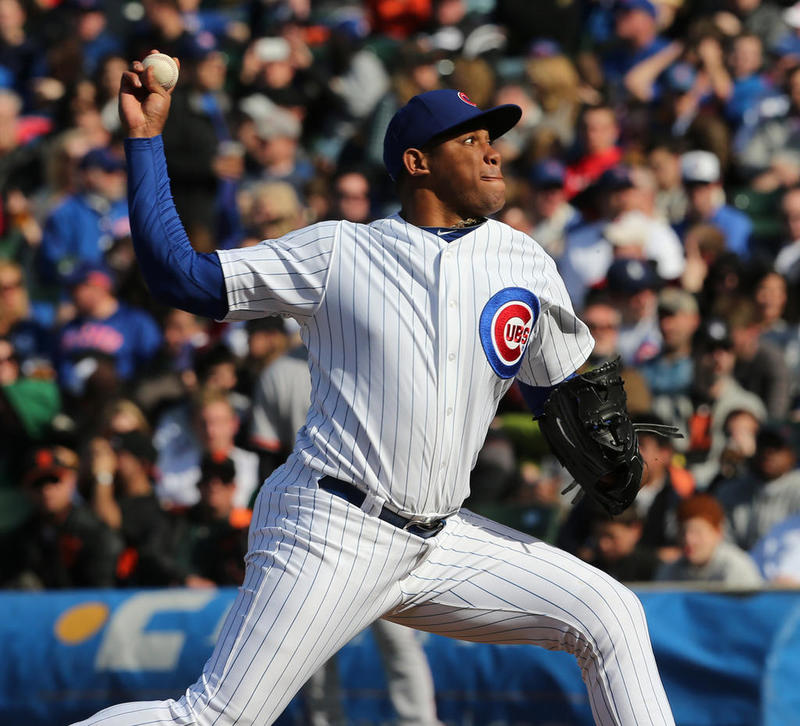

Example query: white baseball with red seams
[142,53,179,90]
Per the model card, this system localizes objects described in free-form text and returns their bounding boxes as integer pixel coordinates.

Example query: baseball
[142,53,179,90]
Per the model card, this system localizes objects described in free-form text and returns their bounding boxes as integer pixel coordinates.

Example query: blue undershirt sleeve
[124,135,228,320]
[517,381,556,418]
[518,372,578,417]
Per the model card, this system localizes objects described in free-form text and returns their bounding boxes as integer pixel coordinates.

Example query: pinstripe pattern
[218,215,593,517]
[73,215,674,726]
[74,479,674,726]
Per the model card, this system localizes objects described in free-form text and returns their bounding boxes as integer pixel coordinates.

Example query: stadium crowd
[1,0,800,606]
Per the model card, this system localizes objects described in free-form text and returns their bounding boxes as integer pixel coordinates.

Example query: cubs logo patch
[479,287,540,378]
[457,91,477,107]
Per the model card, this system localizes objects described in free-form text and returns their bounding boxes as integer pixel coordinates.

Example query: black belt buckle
[319,476,445,539]
[403,518,445,539]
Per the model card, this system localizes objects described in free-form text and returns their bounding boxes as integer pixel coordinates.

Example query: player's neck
[399,195,481,229]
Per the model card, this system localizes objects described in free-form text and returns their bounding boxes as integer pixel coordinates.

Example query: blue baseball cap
[615,0,657,18]
[80,147,125,173]
[383,89,521,181]
[529,158,566,188]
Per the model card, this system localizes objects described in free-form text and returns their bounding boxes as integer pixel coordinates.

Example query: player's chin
[478,187,506,217]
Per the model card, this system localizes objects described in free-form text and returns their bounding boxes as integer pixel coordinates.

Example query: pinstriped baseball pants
[73,481,675,726]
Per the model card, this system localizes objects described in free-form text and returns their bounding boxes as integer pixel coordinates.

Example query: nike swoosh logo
[435,229,449,237]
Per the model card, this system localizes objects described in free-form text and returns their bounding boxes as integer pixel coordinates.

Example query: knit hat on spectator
[681,151,720,184]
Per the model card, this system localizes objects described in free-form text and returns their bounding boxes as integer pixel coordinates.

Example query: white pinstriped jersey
[217,214,593,517]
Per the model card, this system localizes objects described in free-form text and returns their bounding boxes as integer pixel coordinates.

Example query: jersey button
[446,407,453,416]
[448,352,455,361]
[448,299,457,308]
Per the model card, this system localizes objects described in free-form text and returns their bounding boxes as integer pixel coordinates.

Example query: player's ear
[402,148,430,178]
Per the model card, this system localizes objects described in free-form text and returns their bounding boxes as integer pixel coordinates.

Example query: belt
[318,476,446,539]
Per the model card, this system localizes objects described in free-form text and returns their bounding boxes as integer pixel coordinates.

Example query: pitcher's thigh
[388,511,674,726]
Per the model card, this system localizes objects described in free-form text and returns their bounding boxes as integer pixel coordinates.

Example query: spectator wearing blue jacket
[56,264,161,393]
[38,147,129,286]
[673,150,753,259]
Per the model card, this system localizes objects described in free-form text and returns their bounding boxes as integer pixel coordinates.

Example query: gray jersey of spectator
[655,540,763,588]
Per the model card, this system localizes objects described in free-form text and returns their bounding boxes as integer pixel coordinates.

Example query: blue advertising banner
[2,588,800,726]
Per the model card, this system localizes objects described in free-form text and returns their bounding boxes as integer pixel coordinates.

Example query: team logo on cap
[458,91,477,107]
[479,287,540,378]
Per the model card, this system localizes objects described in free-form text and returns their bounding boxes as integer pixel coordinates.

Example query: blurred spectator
[634,414,696,563]
[722,32,773,129]
[587,507,659,583]
[171,453,250,587]
[330,169,373,224]
[736,65,800,184]
[366,0,432,40]
[655,493,763,587]
[558,165,683,306]
[0,88,48,195]
[640,287,700,399]
[751,510,800,585]
[0,335,60,538]
[0,259,50,365]
[67,0,122,77]
[524,53,582,150]
[602,0,670,99]
[674,150,753,258]
[0,0,45,108]
[134,308,209,419]
[728,298,790,419]
[89,431,177,586]
[1,445,120,589]
[680,222,727,293]
[648,140,688,225]
[580,289,652,414]
[99,398,151,439]
[155,387,259,509]
[715,422,800,550]
[527,158,581,258]
[162,33,241,251]
[688,317,767,487]
[38,146,129,285]
[239,179,306,245]
[722,0,787,51]
[604,257,663,365]
[128,0,195,61]
[250,319,309,480]
[754,270,800,408]
[56,263,161,394]
[715,407,765,485]
[242,97,313,198]
[775,185,800,283]
[564,105,622,200]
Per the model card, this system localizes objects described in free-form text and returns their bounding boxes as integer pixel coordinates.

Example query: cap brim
[427,104,522,146]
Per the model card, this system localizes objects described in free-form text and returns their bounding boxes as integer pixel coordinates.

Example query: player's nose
[484,143,500,166]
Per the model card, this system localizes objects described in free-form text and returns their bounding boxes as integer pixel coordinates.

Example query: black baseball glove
[537,358,681,515]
